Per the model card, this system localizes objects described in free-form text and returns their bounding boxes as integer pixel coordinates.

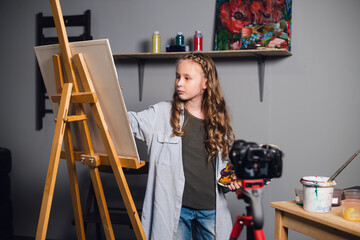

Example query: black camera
[229,140,283,180]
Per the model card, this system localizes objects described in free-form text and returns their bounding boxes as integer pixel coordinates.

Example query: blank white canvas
[35,39,139,162]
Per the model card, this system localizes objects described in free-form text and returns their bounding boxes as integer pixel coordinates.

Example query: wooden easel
[35,0,146,239]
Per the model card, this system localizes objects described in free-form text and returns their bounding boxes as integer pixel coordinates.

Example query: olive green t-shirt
[181,110,216,210]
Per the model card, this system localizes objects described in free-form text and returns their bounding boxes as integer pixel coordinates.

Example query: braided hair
[170,52,235,161]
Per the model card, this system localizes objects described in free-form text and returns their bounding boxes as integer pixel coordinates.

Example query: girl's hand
[227,175,242,192]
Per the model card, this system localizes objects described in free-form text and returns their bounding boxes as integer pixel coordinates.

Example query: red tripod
[229,179,266,240]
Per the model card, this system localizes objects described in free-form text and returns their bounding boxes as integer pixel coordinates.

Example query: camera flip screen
[230,140,283,180]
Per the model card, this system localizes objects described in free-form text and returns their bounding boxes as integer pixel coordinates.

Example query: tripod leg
[36,83,73,240]
[229,219,244,240]
[246,206,255,240]
[254,229,265,240]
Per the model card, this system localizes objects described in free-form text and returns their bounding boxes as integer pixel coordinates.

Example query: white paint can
[300,176,336,213]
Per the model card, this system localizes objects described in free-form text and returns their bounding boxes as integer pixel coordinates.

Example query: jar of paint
[194,31,203,51]
[152,31,161,53]
[176,32,184,46]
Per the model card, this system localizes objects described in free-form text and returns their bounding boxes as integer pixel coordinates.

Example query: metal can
[194,31,203,51]
[152,31,160,53]
[176,32,184,46]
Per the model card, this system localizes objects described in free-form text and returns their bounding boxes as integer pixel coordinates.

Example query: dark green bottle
[176,32,184,46]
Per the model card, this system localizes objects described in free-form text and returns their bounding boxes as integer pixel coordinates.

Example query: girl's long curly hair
[171,53,235,161]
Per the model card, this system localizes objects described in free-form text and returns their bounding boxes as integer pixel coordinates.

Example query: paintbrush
[328,146,360,182]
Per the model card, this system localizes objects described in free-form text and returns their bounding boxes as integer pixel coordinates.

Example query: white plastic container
[300,176,336,213]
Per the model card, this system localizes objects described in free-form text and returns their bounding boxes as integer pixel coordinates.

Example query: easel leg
[64,125,86,239]
[91,106,145,239]
[90,167,115,240]
[53,52,87,239]
[74,52,146,240]
[36,83,73,240]
[88,100,145,239]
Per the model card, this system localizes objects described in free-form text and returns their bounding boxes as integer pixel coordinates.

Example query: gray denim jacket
[128,101,232,240]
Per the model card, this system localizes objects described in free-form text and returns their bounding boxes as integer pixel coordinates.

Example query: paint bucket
[300,176,336,213]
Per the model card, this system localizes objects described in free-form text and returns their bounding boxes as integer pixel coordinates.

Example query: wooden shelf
[112,49,292,101]
[113,48,291,60]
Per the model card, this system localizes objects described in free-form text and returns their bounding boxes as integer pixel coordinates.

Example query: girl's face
[175,59,207,104]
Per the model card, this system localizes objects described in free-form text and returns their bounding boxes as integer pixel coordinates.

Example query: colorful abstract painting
[214,0,292,50]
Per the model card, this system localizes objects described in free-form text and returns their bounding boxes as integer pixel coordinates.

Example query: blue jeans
[175,206,216,240]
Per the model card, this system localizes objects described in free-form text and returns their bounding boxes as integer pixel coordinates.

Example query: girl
[128,53,236,239]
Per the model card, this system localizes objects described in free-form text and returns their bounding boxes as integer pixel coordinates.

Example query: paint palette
[217,162,242,187]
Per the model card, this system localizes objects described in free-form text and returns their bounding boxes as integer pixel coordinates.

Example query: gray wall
[1,0,360,239]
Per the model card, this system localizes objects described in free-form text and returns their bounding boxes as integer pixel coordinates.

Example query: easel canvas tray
[35,39,139,161]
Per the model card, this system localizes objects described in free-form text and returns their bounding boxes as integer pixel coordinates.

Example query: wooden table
[270,201,360,240]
